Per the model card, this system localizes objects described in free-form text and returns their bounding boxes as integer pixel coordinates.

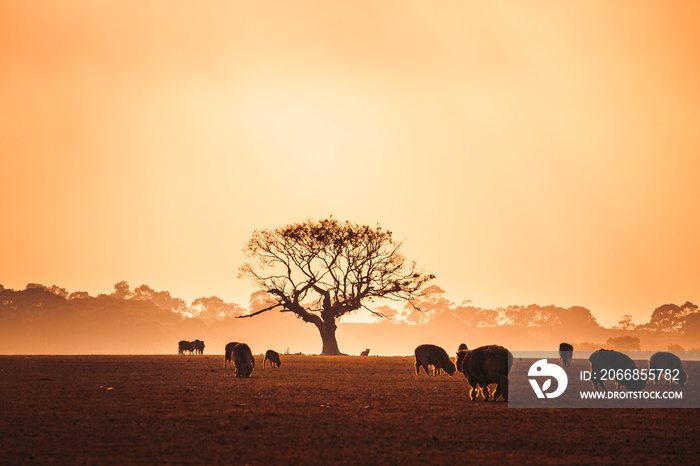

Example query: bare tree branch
[237,302,283,318]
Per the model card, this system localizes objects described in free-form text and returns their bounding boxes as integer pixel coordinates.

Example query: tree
[25,283,68,298]
[132,285,188,314]
[401,285,454,325]
[238,218,434,355]
[112,281,132,300]
[613,314,635,331]
[189,296,245,321]
[636,302,698,332]
[68,291,90,300]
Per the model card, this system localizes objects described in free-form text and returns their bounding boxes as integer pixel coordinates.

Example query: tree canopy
[238,218,435,354]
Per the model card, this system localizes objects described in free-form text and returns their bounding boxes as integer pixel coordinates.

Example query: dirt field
[1,355,698,464]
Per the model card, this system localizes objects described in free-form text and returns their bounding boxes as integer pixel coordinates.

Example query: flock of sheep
[180,340,284,377]
[413,343,512,401]
[177,339,205,355]
[177,340,688,400]
[223,342,281,377]
[587,347,688,392]
[413,342,688,401]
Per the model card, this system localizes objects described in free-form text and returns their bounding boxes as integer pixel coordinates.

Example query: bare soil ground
[0,355,698,465]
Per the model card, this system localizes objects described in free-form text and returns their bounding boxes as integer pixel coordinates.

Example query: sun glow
[1,0,699,336]
[231,74,398,180]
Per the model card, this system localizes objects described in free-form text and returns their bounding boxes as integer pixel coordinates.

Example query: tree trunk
[317,319,342,355]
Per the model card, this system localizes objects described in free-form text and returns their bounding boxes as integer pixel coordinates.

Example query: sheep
[648,351,687,387]
[414,344,456,376]
[233,343,255,378]
[224,341,240,368]
[178,340,196,355]
[589,349,646,392]
[457,344,513,401]
[559,342,573,367]
[456,343,468,372]
[263,350,281,368]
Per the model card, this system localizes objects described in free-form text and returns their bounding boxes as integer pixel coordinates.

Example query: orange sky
[2,1,699,328]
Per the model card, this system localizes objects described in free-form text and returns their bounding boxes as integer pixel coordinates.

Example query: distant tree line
[1,282,698,334]
[396,285,604,330]
[1,282,698,353]
[0,281,244,324]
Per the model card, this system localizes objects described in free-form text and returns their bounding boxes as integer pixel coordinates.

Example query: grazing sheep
[178,340,196,355]
[193,340,205,355]
[456,343,468,372]
[457,344,513,401]
[559,342,574,367]
[233,343,255,378]
[360,349,370,357]
[414,344,456,376]
[649,351,687,387]
[589,349,646,392]
[224,342,240,368]
[264,350,281,368]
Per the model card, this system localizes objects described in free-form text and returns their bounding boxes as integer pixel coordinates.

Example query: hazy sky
[2,1,699,327]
